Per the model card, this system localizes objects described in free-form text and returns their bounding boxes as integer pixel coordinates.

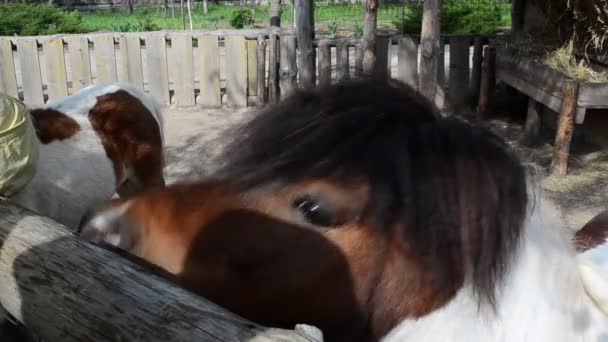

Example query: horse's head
[79,78,529,341]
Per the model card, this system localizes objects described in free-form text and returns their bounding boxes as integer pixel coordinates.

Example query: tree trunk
[418,0,441,100]
[187,0,193,30]
[295,0,315,88]
[270,0,282,27]
[203,0,208,14]
[127,0,134,15]
[180,0,186,30]
[361,0,379,75]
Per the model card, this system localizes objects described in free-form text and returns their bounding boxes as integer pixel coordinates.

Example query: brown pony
[78,78,608,342]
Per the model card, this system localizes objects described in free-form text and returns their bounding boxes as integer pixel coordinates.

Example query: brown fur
[575,209,608,252]
[95,179,461,342]
[30,108,80,144]
[87,90,165,190]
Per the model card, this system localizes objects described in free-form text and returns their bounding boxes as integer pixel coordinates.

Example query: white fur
[9,83,163,230]
[382,182,608,342]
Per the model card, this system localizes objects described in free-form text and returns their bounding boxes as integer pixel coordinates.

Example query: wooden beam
[0,202,320,342]
[336,42,349,81]
[397,36,418,89]
[418,0,441,100]
[295,0,315,88]
[448,36,470,108]
[551,80,579,177]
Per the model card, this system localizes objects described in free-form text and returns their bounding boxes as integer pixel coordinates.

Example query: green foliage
[110,16,159,32]
[354,22,363,38]
[394,1,508,35]
[328,21,338,38]
[229,8,254,29]
[0,4,86,36]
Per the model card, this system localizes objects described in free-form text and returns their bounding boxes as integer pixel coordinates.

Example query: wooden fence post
[477,45,496,119]
[256,34,267,106]
[318,42,331,86]
[268,33,279,103]
[0,39,19,98]
[16,39,44,106]
[197,34,221,108]
[448,36,470,109]
[397,36,418,89]
[224,35,248,108]
[470,37,483,107]
[336,42,349,81]
[279,35,297,97]
[550,80,579,177]
[373,36,390,80]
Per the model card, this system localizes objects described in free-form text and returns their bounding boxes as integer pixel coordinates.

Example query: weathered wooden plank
[247,39,258,96]
[470,37,483,106]
[520,98,542,147]
[496,51,565,98]
[577,82,608,108]
[477,46,496,119]
[256,34,267,106]
[197,35,221,108]
[437,37,445,86]
[318,42,331,86]
[93,35,117,83]
[0,39,18,98]
[65,36,92,92]
[16,39,44,106]
[496,69,563,114]
[551,80,579,177]
[171,34,195,106]
[448,36,470,106]
[336,42,349,81]
[0,202,320,342]
[117,36,143,87]
[279,35,297,97]
[42,37,69,101]
[397,36,418,88]
[373,36,390,79]
[224,35,248,107]
[354,43,363,77]
[144,34,170,105]
[268,33,279,104]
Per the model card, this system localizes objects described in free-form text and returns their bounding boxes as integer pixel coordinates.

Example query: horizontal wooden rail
[0,201,319,342]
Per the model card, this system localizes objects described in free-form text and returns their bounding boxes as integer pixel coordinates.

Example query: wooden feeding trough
[495,47,608,176]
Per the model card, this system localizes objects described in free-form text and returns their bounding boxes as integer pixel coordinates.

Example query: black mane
[217,77,528,308]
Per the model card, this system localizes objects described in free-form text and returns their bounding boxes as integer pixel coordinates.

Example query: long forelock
[216,78,528,309]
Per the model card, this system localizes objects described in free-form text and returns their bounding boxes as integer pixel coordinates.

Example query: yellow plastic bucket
[0,92,39,198]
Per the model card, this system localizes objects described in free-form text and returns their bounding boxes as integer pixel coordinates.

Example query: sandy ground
[160,100,608,233]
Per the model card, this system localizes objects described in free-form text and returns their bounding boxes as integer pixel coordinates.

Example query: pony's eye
[292,197,333,227]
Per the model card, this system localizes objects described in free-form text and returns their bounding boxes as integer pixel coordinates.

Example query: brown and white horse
[8,83,165,230]
[79,78,608,342]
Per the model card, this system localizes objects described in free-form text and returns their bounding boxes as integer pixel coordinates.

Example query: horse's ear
[575,209,608,253]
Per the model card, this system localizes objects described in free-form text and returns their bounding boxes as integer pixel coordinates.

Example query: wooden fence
[0,29,496,109]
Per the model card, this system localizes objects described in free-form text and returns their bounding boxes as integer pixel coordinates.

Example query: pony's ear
[575,209,608,253]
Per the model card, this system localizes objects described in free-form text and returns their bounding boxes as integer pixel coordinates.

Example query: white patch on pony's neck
[382,181,608,342]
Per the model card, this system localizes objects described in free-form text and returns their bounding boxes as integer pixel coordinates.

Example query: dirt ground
[159,93,608,233]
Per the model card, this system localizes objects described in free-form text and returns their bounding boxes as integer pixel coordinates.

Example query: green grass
[79,3,410,32]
